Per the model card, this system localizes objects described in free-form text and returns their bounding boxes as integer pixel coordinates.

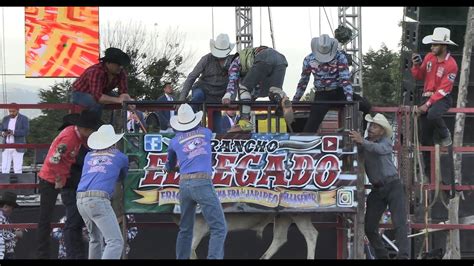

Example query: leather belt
[316,87,337,92]
[77,190,110,200]
[371,178,398,189]
[180,172,212,180]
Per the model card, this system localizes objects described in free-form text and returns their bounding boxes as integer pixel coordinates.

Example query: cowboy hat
[170,104,203,132]
[87,124,124,150]
[210,33,235,58]
[59,110,103,131]
[100,47,131,66]
[0,191,19,208]
[311,34,338,63]
[422,27,458,46]
[58,113,80,131]
[365,113,393,138]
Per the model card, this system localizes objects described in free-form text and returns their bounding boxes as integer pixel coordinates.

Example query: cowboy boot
[281,96,295,125]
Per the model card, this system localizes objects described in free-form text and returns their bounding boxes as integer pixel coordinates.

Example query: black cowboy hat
[57,113,80,131]
[0,191,19,208]
[100,47,131,66]
[58,110,104,131]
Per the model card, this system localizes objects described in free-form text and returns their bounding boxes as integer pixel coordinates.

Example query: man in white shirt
[1,104,29,174]
[221,110,239,133]
[126,102,145,133]
[157,83,175,133]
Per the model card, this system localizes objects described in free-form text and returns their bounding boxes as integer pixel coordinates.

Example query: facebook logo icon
[144,134,162,152]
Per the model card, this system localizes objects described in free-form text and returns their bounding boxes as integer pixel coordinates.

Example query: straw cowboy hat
[311,34,338,63]
[210,33,235,58]
[365,113,393,138]
[422,27,458,46]
[57,110,104,131]
[88,124,124,150]
[0,191,19,208]
[100,47,131,66]
[170,104,203,132]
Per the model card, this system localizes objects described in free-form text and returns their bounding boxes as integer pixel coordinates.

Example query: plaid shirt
[72,63,128,102]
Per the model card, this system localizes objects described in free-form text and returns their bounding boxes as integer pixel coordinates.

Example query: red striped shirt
[72,63,128,102]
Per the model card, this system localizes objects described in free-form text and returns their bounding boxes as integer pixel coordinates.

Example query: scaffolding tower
[338,7,363,94]
[235,7,253,51]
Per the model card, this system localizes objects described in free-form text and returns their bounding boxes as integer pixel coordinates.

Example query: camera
[413,54,422,64]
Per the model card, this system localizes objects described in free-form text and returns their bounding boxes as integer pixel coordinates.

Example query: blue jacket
[127,110,145,133]
[0,113,29,153]
[156,94,174,130]
[221,114,239,133]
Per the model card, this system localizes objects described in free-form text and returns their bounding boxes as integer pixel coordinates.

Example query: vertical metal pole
[211,7,215,40]
[319,7,322,36]
[268,7,275,49]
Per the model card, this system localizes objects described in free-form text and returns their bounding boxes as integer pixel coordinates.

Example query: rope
[412,106,425,204]
[211,7,214,40]
[322,7,334,37]
[308,7,312,38]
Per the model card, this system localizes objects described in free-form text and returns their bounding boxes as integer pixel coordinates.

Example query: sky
[0,6,404,107]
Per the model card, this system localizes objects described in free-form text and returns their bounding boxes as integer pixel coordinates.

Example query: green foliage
[27,22,190,154]
[362,44,401,106]
[302,88,315,101]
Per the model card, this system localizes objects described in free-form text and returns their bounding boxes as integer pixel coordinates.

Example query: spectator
[221,110,239,133]
[51,216,88,259]
[0,191,24,259]
[157,83,175,133]
[1,103,29,174]
[126,102,145,133]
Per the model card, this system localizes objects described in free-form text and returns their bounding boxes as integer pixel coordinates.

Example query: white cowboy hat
[88,124,124,150]
[210,33,235,58]
[170,104,203,132]
[422,27,458,46]
[365,113,393,138]
[311,34,338,63]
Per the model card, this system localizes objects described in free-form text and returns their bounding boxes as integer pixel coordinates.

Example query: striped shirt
[293,51,353,101]
[0,210,16,259]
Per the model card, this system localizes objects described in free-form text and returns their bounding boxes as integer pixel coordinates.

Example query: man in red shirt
[71,47,132,115]
[412,27,458,148]
[36,110,102,259]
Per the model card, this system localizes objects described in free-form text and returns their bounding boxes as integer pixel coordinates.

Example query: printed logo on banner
[337,189,353,207]
[144,134,162,152]
[322,136,339,152]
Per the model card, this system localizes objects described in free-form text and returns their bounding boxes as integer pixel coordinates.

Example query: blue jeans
[176,177,227,259]
[77,196,124,259]
[191,88,224,133]
[71,91,104,115]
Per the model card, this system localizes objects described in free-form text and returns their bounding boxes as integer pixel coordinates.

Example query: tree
[27,21,192,148]
[101,21,193,99]
[362,44,401,106]
[445,7,474,260]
